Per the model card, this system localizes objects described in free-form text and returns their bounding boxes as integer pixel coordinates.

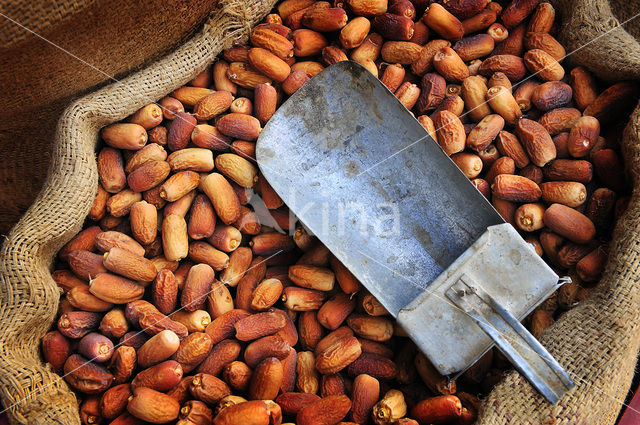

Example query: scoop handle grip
[446,276,574,404]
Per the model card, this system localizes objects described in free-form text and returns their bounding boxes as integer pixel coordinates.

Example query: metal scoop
[256,61,574,403]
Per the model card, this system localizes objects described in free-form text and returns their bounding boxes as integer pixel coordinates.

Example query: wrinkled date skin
[64,354,114,394]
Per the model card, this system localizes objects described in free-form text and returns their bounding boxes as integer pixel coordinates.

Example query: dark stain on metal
[411,221,452,270]
[345,161,360,176]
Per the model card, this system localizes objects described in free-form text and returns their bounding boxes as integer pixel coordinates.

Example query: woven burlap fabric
[0,0,218,234]
[0,0,276,423]
[477,1,640,423]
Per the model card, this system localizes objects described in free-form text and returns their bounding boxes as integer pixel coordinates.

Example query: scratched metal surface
[256,61,504,317]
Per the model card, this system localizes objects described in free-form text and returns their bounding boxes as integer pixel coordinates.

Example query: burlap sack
[477,0,640,423]
[1,0,639,424]
[0,0,275,423]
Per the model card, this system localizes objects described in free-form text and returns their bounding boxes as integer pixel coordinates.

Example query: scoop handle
[446,276,575,404]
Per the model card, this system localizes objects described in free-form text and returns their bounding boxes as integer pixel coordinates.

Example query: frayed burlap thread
[478,1,640,423]
[0,0,276,423]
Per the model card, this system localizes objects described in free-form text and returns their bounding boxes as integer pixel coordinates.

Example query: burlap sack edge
[0,0,276,423]
[478,0,640,423]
